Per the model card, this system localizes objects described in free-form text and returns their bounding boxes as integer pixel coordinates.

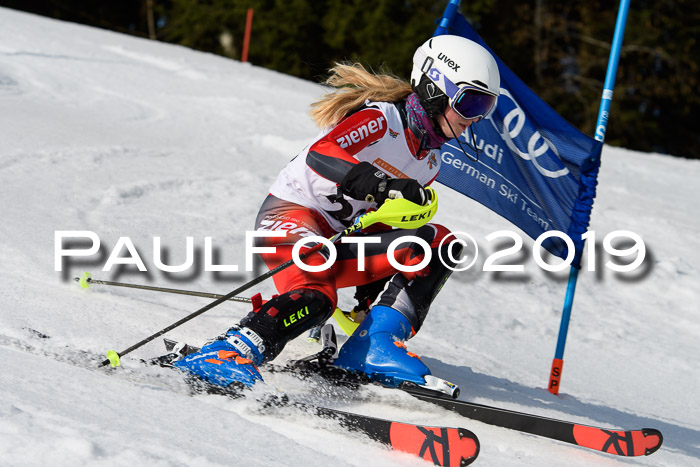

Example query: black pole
[75,276,252,303]
[99,237,338,367]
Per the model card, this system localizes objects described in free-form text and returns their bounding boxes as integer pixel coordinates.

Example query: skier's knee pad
[239,289,333,362]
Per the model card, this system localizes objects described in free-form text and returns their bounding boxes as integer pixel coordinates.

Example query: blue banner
[435,14,602,265]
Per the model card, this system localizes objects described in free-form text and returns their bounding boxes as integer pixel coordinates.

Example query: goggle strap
[415,48,431,74]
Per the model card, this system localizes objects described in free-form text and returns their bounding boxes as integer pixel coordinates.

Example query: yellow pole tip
[105,350,121,367]
[79,272,92,289]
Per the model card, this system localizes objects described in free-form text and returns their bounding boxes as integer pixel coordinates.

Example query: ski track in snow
[1,7,699,466]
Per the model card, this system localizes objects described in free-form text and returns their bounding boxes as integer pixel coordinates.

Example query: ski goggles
[450,85,498,122]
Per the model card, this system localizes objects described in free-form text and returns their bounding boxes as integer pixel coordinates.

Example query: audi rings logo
[489,88,569,179]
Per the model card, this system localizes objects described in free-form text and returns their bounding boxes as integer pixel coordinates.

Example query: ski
[292,360,663,457]
[287,358,662,457]
[311,326,664,458]
[398,385,663,457]
[299,403,480,466]
[159,339,479,466]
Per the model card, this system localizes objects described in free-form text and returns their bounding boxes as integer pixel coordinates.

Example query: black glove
[382,178,428,205]
[340,161,427,206]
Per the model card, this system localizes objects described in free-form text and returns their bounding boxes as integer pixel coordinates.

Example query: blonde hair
[310,62,413,128]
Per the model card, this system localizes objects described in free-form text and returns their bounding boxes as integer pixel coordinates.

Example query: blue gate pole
[548,0,631,395]
[434,0,462,36]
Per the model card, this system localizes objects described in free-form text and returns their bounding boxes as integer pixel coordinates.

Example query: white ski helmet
[411,35,500,120]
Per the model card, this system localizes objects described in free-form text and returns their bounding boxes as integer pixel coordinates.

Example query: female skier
[174,35,500,389]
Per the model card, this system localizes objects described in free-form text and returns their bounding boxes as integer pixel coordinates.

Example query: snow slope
[1,7,699,466]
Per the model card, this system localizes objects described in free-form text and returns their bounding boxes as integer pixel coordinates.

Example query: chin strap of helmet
[442,115,482,162]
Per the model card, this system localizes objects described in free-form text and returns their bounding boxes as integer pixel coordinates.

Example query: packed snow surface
[1,7,699,467]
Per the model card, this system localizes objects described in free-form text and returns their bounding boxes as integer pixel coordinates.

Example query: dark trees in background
[2,0,698,158]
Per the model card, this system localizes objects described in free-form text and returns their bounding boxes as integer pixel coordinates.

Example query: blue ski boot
[334,305,431,387]
[173,326,265,388]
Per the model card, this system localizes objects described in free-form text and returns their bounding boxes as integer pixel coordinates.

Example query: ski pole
[99,240,329,367]
[75,273,252,304]
[99,188,438,367]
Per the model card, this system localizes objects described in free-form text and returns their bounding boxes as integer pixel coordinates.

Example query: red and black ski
[309,405,479,466]
[277,330,664,458]
[402,386,663,457]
